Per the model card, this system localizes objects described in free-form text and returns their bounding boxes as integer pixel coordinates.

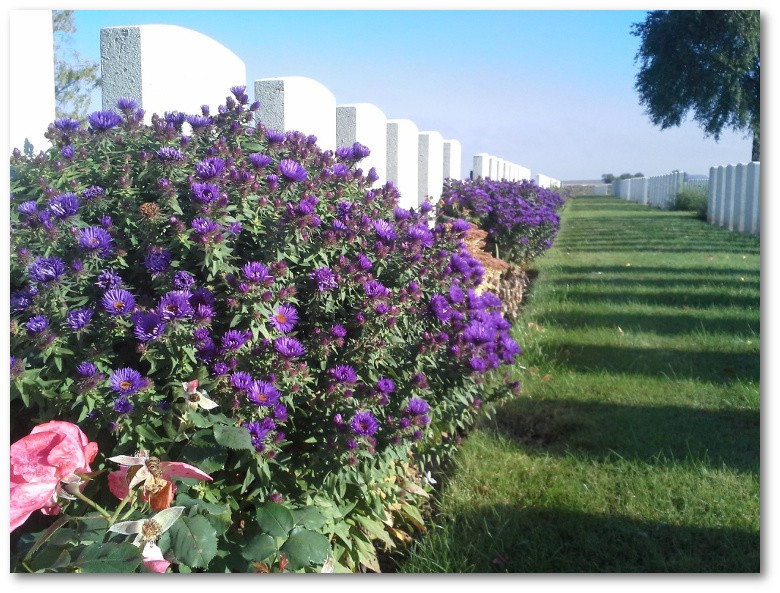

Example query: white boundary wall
[336,102,387,186]
[386,119,420,209]
[101,25,246,123]
[255,77,337,151]
[10,10,55,154]
[471,154,534,182]
[708,162,760,236]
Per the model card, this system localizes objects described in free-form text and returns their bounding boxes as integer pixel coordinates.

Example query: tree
[632,10,760,161]
[601,173,616,184]
[53,10,100,119]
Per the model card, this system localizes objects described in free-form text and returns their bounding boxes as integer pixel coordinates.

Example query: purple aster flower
[393,206,412,220]
[221,329,250,351]
[463,321,496,345]
[226,221,243,234]
[352,142,371,159]
[278,159,308,182]
[335,146,354,159]
[374,220,397,242]
[248,380,281,407]
[249,153,273,168]
[367,167,379,183]
[405,398,430,416]
[157,290,193,320]
[356,253,373,271]
[115,97,138,111]
[193,304,214,324]
[186,114,212,129]
[269,304,298,333]
[26,315,49,334]
[109,367,145,395]
[376,377,395,394]
[156,146,186,162]
[451,218,471,233]
[88,110,123,131]
[77,361,98,377]
[132,311,166,342]
[102,288,136,315]
[212,362,230,376]
[245,418,277,450]
[191,217,219,235]
[228,371,252,390]
[363,280,389,299]
[191,182,219,204]
[408,223,435,248]
[242,261,273,284]
[78,226,113,253]
[28,256,67,284]
[164,111,186,127]
[194,157,226,180]
[331,324,347,339]
[310,267,337,292]
[53,118,81,132]
[144,245,172,275]
[351,410,379,437]
[17,201,38,215]
[113,396,134,414]
[60,145,74,159]
[190,287,215,308]
[10,288,37,312]
[82,185,105,200]
[274,336,305,358]
[172,271,196,290]
[229,371,253,391]
[469,356,488,373]
[66,307,93,331]
[272,403,289,422]
[96,269,122,290]
[48,193,80,218]
[419,201,433,214]
[329,365,358,385]
[448,284,465,303]
[331,163,350,178]
[430,294,452,323]
[266,129,285,144]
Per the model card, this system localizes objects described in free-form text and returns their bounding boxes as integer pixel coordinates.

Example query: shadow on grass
[542,342,759,384]
[539,309,759,337]
[550,265,760,277]
[487,398,759,475]
[550,275,761,292]
[398,503,760,572]
[558,288,758,310]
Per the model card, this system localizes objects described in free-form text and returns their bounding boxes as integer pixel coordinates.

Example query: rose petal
[142,543,171,573]
[9,482,57,531]
[149,481,175,512]
[108,467,131,500]
[161,461,212,482]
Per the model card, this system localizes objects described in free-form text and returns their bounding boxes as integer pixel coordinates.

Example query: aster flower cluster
[9,86,522,532]
[440,178,566,268]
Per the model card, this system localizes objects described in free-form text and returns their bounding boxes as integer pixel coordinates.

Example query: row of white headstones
[9,12,560,211]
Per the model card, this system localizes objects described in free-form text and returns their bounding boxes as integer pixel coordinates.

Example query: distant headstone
[418,131,445,204]
[443,140,462,180]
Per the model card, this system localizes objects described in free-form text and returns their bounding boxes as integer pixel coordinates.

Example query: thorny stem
[70,488,111,520]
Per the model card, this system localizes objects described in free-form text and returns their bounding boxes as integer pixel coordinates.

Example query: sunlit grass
[396,196,760,573]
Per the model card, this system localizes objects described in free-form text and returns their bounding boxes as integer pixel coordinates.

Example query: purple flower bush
[439,178,566,268]
[9,87,522,573]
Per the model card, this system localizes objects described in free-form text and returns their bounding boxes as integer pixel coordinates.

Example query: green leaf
[354,515,394,548]
[168,514,218,569]
[255,502,295,537]
[294,506,328,530]
[240,533,278,562]
[280,527,331,571]
[73,542,142,573]
[213,423,254,450]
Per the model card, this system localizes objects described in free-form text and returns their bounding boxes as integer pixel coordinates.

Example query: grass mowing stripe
[396,196,760,573]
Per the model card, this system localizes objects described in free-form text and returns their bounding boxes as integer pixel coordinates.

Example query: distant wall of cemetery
[612,165,760,237]
[10,13,562,212]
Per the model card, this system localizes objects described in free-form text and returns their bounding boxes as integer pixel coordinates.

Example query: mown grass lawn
[396,195,760,573]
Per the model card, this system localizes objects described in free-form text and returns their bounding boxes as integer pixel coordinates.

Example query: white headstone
[255,76,337,151]
[101,25,246,122]
[10,10,55,155]
[418,131,445,204]
[443,140,461,180]
[336,102,387,186]
[386,119,419,209]
[473,153,490,179]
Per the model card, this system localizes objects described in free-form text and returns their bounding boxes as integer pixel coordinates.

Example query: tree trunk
[752,130,760,162]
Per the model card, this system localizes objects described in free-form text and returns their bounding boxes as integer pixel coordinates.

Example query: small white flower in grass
[421,466,437,486]
[182,379,218,410]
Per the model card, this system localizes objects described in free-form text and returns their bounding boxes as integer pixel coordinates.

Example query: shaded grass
[396,196,760,573]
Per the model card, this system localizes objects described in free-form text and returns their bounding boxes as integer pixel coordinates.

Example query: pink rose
[10,420,98,531]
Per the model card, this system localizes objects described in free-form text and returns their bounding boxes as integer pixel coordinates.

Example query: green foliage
[672,186,708,220]
[632,10,760,160]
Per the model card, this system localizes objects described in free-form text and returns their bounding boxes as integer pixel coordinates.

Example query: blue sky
[62,7,756,181]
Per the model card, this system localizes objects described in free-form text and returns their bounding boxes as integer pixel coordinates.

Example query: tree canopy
[632,10,760,161]
[53,10,100,119]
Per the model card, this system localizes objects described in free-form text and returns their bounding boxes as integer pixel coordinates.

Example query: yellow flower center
[141,519,163,543]
[120,380,132,391]
[275,313,287,324]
